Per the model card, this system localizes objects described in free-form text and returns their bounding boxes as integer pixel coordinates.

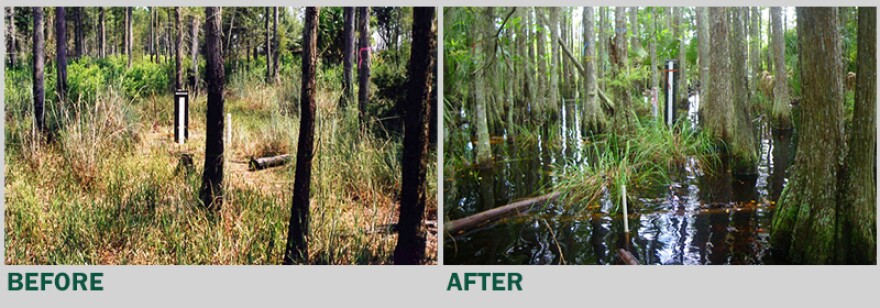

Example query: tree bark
[612,7,632,134]
[99,7,106,58]
[582,7,601,133]
[730,7,758,175]
[704,8,734,144]
[749,7,761,102]
[771,7,844,264]
[536,8,547,115]
[265,7,272,83]
[272,7,280,83]
[32,8,46,133]
[7,7,16,67]
[548,8,560,123]
[126,7,132,67]
[284,7,319,265]
[199,7,225,210]
[357,7,372,125]
[630,7,640,51]
[598,7,607,92]
[342,7,355,107]
[697,8,710,103]
[473,7,492,167]
[649,8,659,97]
[72,8,83,59]
[175,7,184,90]
[676,7,687,106]
[55,7,68,104]
[190,16,200,92]
[394,7,435,265]
[839,7,876,265]
[770,7,791,129]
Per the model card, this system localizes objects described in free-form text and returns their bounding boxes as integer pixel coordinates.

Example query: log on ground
[249,154,291,171]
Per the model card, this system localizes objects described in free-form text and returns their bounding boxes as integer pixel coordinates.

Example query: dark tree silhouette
[284,7,319,265]
[265,7,272,83]
[393,7,436,265]
[199,7,226,210]
[55,7,68,104]
[32,8,46,133]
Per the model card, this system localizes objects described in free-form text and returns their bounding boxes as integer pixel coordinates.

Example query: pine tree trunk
[357,7,371,125]
[343,7,355,107]
[99,7,106,58]
[190,17,200,92]
[32,8,45,133]
[394,7,435,265]
[126,7,132,67]
[285,7,319,265]
[770,7,791,129]
[56,7,68,104]
[473,7,492,167]
[273,7,279,82]
[839,7,876,265]
[771,7,844,264]
[175,7,183,90]
[265,7,272,83]
[199,7,225,210]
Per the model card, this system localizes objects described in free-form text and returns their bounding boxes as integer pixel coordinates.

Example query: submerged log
[617,249,639,265]
[249,154,291,171]
[446,191,562,235]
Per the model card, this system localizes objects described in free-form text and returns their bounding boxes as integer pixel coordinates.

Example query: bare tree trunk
[770,7,791,129]
[548,7,560,123]
[473,7,492,167]
[175,7,183,90]
[598,7,607,92]
[630,7,640,51]
[612,7,632,134]
[749,7,761,103]
[72,8,82,59]
[32,8,46,132]
[99,7,106,58]
[839,6,876,265]
[649,8,659,94]
[56,7,68,104]
[265,7,272,83]
[730,7,758,175]
[199,7,225,210]
[394,7,435,265]
[285,7,319,265]
[771,7,844,264]
[190,16,200,92]
[272,7,279,82]
[342,7,355,107]
[675,7,687,106]
[697,8,710,107]
[704,7,733,144]
[126,7,132,67]
[582,7,600,133]
[357,7,372,125]
[7,7,16,67]
[536,8,547,116]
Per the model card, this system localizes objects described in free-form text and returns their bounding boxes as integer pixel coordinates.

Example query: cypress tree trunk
[526,7,537,117]
[770,7,791,129]
[582,7,600,133]
[357,7,371,125]
[598,7,607,92]
[612,7,632,134]
[676,7,687,106]
[704,8,734,145]
[649,8,659,99]
[749,7,761,103]
[630,7,640,51]
[839,7,876,265]
[771,7,844,264]
[32,8,46,133]
[473,7,492,167]
[536,8,547,117]
[190,16,200,92]
[56,7,68,104]
[730,7,758,175]
[265,7,272,83]
[175,7,183,90]
[285,7,319,265]
[394,7,435,265]
[342,7,355,107]
[548,8,560,123]
[697,7,710,107]
[199,7,225,210]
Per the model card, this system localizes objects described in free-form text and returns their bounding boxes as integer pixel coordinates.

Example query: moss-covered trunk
[771,7,844,264]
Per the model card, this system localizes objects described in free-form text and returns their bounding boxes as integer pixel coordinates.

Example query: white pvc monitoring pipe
[667,61,674,128]
[622,184,629,232]
[177,96,186,144]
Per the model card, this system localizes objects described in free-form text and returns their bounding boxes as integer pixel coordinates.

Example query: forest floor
[5,64,437,265]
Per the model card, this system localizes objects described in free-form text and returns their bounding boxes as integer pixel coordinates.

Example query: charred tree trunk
[272,7,279,83]
[56,7,68,104]
[284,7,319,265]
[357,7,372,125]
[770,7,791,130]
[342,7,355,107]
[199,7,225,210]
[150,8,156,62]
[771,7,844,264]
[394,7,435,265]
[839,7,876,265]
[175,7,184,90]
[33,8,46,133]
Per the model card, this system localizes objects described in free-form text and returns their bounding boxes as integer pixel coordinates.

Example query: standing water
[445,95,792,265]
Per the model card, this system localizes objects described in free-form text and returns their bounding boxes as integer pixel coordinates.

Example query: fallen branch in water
[617,249,639,265]
[446,191,562,235]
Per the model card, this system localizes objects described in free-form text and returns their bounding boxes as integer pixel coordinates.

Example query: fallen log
[617,249,639,265]
[249,154,291,171]
[446,191,562,235]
